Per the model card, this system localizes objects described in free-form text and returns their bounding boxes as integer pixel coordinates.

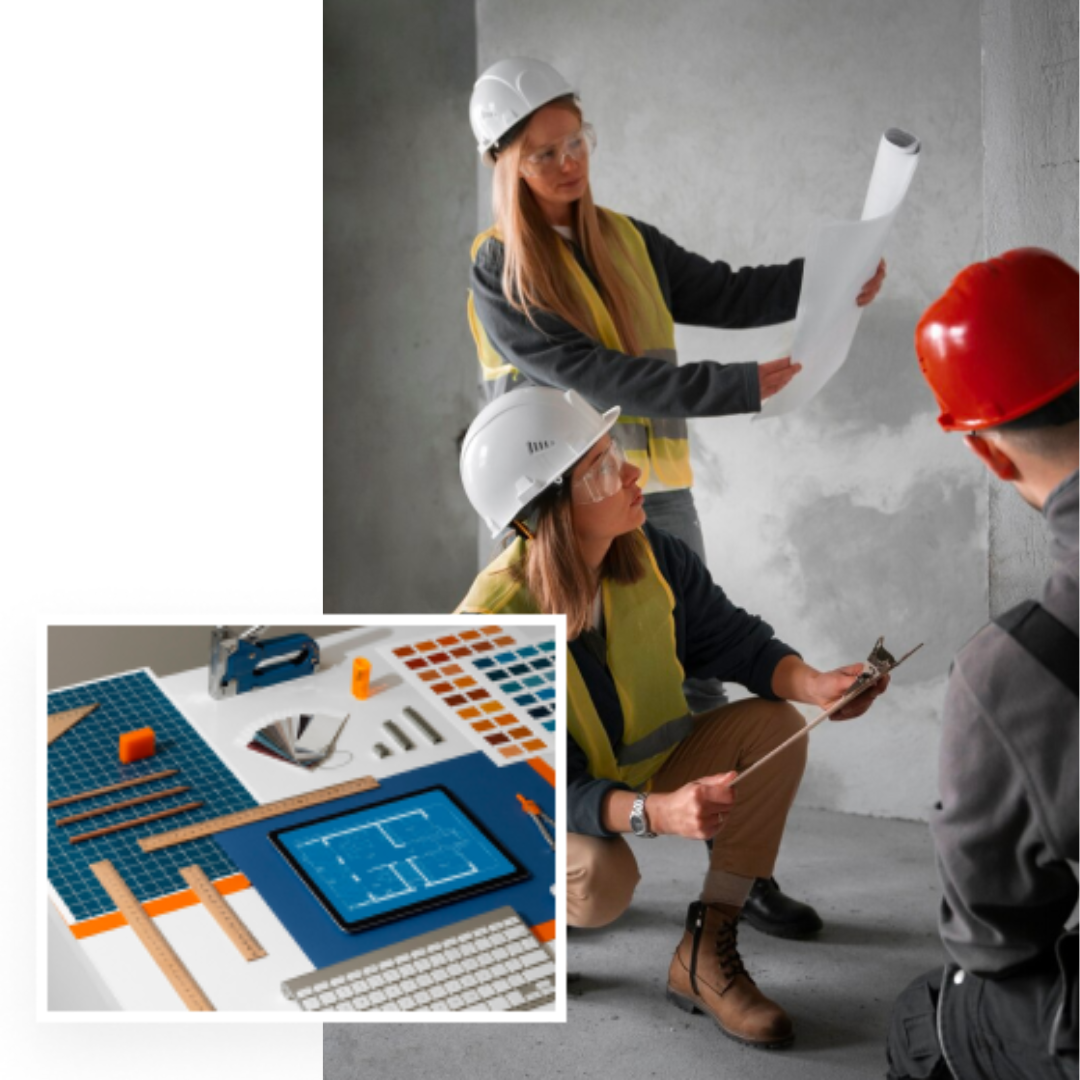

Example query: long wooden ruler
[89,859,214,1012]
[48,768,179,810]
[179,865,267,961]
[47,703,100,745]
[138,775,381,852]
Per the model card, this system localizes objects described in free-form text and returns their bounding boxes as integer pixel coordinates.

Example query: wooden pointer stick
[48,769,180,810]
[69,801,203,844]
[728,643,923,789]
[55,785,191,827]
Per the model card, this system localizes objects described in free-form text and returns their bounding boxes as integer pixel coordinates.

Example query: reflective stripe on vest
[455,531,692,790]
[467,213,693,492]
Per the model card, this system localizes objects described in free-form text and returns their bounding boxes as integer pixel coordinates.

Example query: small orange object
[351,657,372,700]
[118,727,156,764]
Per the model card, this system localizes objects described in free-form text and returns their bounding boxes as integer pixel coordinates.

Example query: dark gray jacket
[932,470,1079,1058]
[470,216,803,416]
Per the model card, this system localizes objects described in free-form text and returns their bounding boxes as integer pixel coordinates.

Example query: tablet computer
[268,786,530,934]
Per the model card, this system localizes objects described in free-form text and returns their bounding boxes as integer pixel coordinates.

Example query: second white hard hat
[460,387,620,537]
[469,57,577,165]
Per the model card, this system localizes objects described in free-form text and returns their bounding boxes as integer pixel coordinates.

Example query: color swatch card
[379,627,556,767]
[466,641,557,736]
[237,713,351,770]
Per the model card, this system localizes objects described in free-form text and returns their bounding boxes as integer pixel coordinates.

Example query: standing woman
[465,56,885,934]
[456,387,889,1049]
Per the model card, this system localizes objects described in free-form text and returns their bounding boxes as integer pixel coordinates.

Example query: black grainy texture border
[5,591,324,1080]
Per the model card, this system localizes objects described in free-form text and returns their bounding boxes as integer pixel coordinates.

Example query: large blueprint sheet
[758,128,920,419]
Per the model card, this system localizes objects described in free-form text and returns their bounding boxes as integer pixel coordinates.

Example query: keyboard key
[523,961,556,982]
[302,999,320,1011]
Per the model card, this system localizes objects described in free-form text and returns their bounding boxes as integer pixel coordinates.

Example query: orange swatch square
[459,630,481,641]
[523,738,546,752]
[472,720,495,733]
[415,641,436,651]
[418,670,439,682]
[437,635,459,646]
[495,714,516,727]
[453,676,476,688]
[480,700,503,714]
[493,636,515,646]
[442,664,463,675]
[508,727,530,739]
[458,707,481,720]
[481,626,502,636]
[500,745,523,758]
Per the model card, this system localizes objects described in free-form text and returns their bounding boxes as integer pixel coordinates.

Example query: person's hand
[808,664,891,721]
[857,259,887,306]
[647,772,736,840]
[758,357,802,400]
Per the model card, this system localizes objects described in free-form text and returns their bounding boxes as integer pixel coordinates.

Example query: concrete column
[982,0,1079,615]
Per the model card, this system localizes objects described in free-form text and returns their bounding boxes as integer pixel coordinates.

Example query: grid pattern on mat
[380,628,555,766]
[48,671,257,923]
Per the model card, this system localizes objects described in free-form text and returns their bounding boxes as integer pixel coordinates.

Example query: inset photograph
[45,621,563,1018]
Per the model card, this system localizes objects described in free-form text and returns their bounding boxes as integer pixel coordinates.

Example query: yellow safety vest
[456,532,693,789]
[466,211,693,492]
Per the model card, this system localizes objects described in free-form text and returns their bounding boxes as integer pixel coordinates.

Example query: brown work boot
[666,900,795,1049]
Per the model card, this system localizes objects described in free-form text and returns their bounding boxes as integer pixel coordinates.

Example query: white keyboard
[282,906,556,1013]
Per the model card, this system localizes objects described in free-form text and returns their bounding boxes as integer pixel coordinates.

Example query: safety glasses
[520,123,596,179]
[571,439,626,505]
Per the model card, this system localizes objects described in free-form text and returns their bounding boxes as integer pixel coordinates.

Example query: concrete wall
[321,0,1072,821]
[478,0,986,820]
[323,0,479,613]
[982,0,1079,615]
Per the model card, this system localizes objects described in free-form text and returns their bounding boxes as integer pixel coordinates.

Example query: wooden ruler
[70,801,203,844]
[47,703,100,745]
[48,769,179,810]
[56,785,191,827]
[138,775,380,852]
[89,860,214,1012]
[179,865,266,961]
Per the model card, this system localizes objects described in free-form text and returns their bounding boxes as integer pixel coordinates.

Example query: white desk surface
[46,623,560,1016]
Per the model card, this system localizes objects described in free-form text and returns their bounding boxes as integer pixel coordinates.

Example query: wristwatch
[629,792,656,838]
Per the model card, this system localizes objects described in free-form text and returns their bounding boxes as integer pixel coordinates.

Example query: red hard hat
[915,247,1079,431]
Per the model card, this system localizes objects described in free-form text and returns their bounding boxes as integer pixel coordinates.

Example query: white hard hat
[461,387,620,537]
[469,57,577,165]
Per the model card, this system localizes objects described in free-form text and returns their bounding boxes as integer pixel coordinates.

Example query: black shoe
[740,878,823,940]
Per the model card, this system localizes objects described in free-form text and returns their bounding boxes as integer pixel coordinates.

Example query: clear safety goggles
[571,439,626,505]
[520,123,597,178]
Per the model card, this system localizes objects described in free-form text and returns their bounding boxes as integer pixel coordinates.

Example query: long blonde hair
[509,481,646,639]
[491,99,650,356]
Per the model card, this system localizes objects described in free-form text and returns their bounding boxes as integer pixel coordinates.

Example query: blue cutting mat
[48,671,257,923]
[215,751,555,970]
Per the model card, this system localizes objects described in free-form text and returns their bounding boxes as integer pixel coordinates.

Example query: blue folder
[214,751,555,970]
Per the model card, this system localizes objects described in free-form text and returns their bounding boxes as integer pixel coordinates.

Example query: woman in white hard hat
[457,387,889,1049]
[466,54,885,937]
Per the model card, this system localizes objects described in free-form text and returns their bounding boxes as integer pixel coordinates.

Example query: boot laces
[714,918,750,983]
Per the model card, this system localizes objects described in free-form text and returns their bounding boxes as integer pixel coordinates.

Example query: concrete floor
[324,807,946,1079]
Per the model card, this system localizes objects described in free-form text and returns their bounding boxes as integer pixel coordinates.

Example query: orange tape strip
[531,920,555,944]
[69,872,251,940]
[527,758,555,787]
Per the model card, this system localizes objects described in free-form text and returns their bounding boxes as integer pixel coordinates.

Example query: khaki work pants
[567,698,807,928]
